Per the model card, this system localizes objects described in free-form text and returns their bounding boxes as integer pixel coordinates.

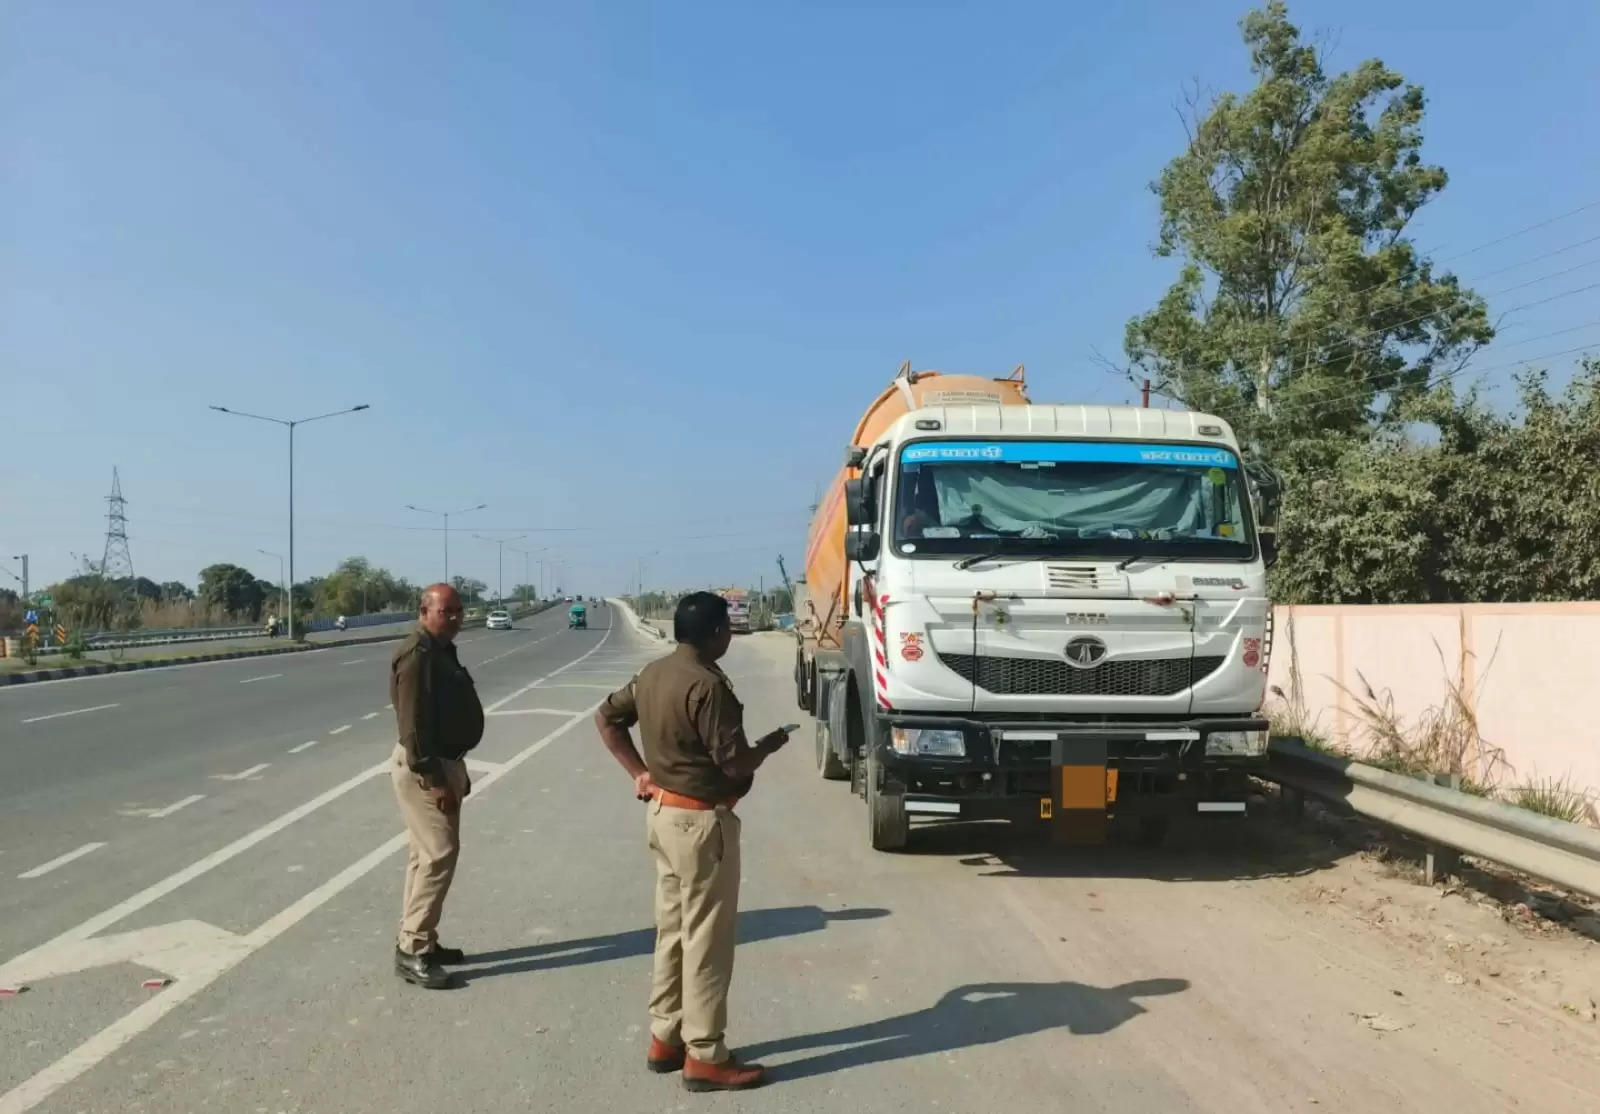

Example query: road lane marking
[19,703,120,725]
[211,764,269,781]
[18,843,106,880]
[288,740,319,754]
[339,659,365,666]
[385,702,393,710]
[361,712,379,721]
[465,757,505,775]
[528,683,614,690]
[238,674,282,685]
[329,724,351,735]
[0,620,617,1114]
[487,707,586,717]
[148,795,205,819]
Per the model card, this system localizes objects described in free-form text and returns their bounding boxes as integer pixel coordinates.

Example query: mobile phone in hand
[777,723,800,735]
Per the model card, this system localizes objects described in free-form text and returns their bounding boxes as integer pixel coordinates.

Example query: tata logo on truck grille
[1065,612,1109,625]
[1063,636,1109,669]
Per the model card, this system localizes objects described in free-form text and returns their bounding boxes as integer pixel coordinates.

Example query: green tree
[199,563,267,620]
[1123,2,1492,468]
[450,576,488,604]
[160,580,193,602]
[52,575,121,630]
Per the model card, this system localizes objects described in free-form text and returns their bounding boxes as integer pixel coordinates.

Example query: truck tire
[815,721,849,781]
[795,648,812,713]
[866,750,909,851]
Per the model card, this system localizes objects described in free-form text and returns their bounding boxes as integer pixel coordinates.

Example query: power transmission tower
[100,467,135,582]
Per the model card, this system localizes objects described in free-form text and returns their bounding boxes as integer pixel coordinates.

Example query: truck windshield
[893,439,1253,561]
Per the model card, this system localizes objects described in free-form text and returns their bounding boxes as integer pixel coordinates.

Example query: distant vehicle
[568,603,587,629]
[486,609,512,631]
[719,589,752,633]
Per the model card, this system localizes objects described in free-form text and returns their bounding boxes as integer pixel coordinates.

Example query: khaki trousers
[646,798,741,1063]
[390,744,470,956]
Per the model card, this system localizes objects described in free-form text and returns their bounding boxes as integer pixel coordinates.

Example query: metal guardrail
[1267,738,1600,901]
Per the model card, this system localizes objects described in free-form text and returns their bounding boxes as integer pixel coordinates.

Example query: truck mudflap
[880,716,1268,844]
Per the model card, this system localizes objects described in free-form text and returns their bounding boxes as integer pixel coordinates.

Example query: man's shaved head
[419,583,464,642]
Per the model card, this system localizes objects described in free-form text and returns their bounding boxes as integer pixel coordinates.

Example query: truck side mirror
[845,478,876,526]
[1259,532,1279,569]
[845,531,880,562]
[1245,461,1282,531]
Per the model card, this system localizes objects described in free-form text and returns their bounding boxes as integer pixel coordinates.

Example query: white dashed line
[487,707,586,717]
[20,703,120,725]
[288,740,319,754]
[360,712,379,721]
[340,659,365,666]
[148,795,205,819]
[211,764,270,781]
[238,674,282,685]
[329,725,351,736]
[385,703,393,710]
[18,843,107,879]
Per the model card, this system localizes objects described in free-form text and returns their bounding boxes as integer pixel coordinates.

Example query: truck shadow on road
[904,810,1347,883]
[742,978,1189,1082]
[456,905,889,984]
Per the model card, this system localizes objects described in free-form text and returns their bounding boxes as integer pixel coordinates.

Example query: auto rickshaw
[568,603,587,629]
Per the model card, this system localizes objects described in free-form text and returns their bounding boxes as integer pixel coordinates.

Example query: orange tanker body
[796,361,1029,666]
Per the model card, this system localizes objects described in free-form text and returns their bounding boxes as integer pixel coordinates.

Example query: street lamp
[474,534,526,606]
[508,544,546,606]
[637,550,660,598]
[404,502,486,584]
[209,403,370,640]
[257,549,285,616]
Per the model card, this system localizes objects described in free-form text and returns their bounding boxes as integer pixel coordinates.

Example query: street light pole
[474,534,526,606]
[210,403,370,640]
[405,503,487,584]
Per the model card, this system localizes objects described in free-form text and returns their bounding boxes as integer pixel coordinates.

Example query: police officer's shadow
[740,978,1189,1082]
[457,905,889,984]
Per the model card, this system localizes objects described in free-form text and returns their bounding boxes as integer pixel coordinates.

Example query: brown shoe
[647,1037,685,1074]
[683,1055,766,1092]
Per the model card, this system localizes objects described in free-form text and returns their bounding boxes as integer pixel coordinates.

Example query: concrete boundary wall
[1266,602,1600,797]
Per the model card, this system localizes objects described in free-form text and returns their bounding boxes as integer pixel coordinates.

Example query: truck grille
[938,653,1225,697]
[1046,564,1117,592]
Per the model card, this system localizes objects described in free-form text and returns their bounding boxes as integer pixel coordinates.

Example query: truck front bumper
[875,715,1269,822]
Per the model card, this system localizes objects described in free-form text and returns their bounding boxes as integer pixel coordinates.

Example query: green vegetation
[1124,3,1600,606]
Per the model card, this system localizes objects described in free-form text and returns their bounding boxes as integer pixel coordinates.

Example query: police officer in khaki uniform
[390,582,483,989]
[595,591,790,1092]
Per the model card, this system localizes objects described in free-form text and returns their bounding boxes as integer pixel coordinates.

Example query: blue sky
[5,0,1599,599]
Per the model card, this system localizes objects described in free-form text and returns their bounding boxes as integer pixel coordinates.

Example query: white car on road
[485,609,512,631]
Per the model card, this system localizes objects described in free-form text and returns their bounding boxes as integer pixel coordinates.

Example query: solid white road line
[19,703,120,725]
[18,843,106,880]
[0,621,618,1114]
[464,757,505,775]
[288,740,319,754]
[528,683,615,691]
[486,707,586,717]
[238,674,282,685]
[210,764,269,781]
[329,724,351,735]
[148,795,205,819]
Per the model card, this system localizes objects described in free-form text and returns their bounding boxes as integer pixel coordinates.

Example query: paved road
[1,604,1595,1112]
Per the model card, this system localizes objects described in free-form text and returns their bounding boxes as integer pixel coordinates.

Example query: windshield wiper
[952,538,1057,570]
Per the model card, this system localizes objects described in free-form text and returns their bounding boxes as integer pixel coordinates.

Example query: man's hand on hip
[426,783,459,813]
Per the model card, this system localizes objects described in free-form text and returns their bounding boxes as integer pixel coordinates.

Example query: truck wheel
[794,648,811,713]
[866,751,909,851]
[816,721,849,781]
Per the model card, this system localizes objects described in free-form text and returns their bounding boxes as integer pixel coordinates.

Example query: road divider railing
[1267,737,1600,901]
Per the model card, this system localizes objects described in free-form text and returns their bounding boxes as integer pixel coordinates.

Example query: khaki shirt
[600,643,752,802]
[390,626,485,785]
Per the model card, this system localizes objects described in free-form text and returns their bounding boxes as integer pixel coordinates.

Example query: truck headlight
[1205,730,1267,757]
[890,727,967,757]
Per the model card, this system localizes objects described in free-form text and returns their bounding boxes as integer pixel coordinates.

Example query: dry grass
[1334,613,1510,797]
[1507,777,1600,825]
